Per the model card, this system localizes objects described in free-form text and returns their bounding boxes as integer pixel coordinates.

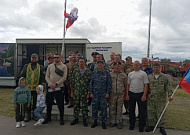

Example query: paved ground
[1,116,190,135]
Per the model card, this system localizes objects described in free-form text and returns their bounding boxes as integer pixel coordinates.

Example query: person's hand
[50,84,56,91]
[125,95,129,101]
[105,94,109,98]
[87,93,90,99]
[90,94,94,98]
[141,95,147,102]
[169,96,173,101]
[27,103,30,108]
[14,104,17,109]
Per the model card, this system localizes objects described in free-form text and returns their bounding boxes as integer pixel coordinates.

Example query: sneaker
[21,121,25,127]
[34,119,44,126]
[160,127,167,135]
[16,122,21,128]
[102,122,106,129]
[145,126,154,132]
[109,123,116,127]
[83,119,88,127]
[70,119,78,125]
[117,123,122,129]
[42,118,51,124]
[91,120,98,128]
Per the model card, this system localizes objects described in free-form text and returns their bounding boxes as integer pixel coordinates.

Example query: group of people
[13,51,173,135]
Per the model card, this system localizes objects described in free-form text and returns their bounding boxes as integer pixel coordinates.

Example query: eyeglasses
[113,62,121,66]
[54,57,60,59]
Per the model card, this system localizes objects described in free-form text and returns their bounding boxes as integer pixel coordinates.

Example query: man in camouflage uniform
[67,54,78,108]
[109,54,126,72]
[89,60,111,129]
[20,53,45,122]
[145,63,173,135]
[70,56,91,127]
[109,62,127,129]
[123,56,134,115]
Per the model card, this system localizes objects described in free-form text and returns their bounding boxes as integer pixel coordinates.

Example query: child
[33,85,46,126]
[13,77,31,128]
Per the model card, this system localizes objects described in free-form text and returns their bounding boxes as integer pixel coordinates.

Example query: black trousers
[129,91,146,128]
[15,104,26,122]
[64,82,69,103]
[25,91,37,119]
[46,88,64,120]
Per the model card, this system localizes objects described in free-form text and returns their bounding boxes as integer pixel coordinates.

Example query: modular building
[0,38,122,86]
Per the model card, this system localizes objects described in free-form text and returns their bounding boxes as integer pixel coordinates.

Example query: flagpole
[61,0,67,62]
[153,84,179,133]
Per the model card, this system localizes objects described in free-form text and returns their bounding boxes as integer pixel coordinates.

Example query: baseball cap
[31,53,38,58]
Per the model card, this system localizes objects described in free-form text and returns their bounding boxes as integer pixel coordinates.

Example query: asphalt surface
[1,116,190,135]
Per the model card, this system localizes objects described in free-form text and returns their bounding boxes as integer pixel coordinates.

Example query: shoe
[70,119,78,125]
[83,119,88,127]
[24,117,31,122]
[34,118,44,126]
[67,105,74,108]
[60,119,65,125]
[64,102,69,105]
[139,127,144,132]
[42,118,51,124]
[123,111,129,115]
[129,125,134,130]
[160,127,167,135]
[91,120,98,128]
[145,126,154,132]
[109,123,116,127]
[16,122,21,128]
[102,122,106,129]
[117,123,122,129]
[21,121,25,127]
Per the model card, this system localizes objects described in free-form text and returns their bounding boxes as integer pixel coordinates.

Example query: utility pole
[147,0,152,58]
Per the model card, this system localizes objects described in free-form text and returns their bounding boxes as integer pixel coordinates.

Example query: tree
[161,58,171,62]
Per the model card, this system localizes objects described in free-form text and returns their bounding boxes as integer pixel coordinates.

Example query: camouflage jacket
[125,64,134,75]
[148,72,173,102]
[71,68,91,97]
[68,62,78,83]
[110,70,127,95]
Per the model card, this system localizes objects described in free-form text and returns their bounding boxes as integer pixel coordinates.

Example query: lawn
[0,86,190,131]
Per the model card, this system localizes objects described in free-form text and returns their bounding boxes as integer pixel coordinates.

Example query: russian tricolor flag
[179,67,190,94]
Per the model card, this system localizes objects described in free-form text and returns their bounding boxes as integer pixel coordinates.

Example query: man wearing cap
[20,53,45,122]
[88,52,99,72]
[145,63,173,135]
[70,56,91,127]
[109,62,127,129]
[89,60,111,129]
[123,56,134,115]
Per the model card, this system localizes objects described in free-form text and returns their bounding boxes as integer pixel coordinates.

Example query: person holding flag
[145,63,173,135]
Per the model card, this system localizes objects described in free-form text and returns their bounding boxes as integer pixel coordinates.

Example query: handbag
[54,64,63,76]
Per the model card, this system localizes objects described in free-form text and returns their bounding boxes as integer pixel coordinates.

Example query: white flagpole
[153,84,179,133]
[61,0,67,61]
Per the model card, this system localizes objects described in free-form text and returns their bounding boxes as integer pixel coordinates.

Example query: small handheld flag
[64,7,78,29]
[179,67,190,94]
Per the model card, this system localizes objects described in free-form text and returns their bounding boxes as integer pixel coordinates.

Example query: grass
[0,87,190,131]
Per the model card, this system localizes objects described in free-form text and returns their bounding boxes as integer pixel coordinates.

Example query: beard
[31,61,37,65]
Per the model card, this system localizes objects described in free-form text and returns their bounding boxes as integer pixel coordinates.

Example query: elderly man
[43,53,67,125]
[109,62,127,129]
[89,60,111,129]
[70,56,91,127]
[20,53,45,122]
[140,57,153,75]
[145,63,173,135]
[126,60,149,132]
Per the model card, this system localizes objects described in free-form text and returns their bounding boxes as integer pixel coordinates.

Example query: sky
[0,0,190,62]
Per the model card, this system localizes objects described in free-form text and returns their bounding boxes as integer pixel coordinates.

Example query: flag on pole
[179,67,190,94]
[64,7,78,29]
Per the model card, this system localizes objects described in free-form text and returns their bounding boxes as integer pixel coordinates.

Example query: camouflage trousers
[109,93,124,124]
[73,96,88,120]
[92,94,107,122]
[147,99,166,127]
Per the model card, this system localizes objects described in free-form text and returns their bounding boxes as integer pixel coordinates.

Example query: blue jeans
[34,107,45,120]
